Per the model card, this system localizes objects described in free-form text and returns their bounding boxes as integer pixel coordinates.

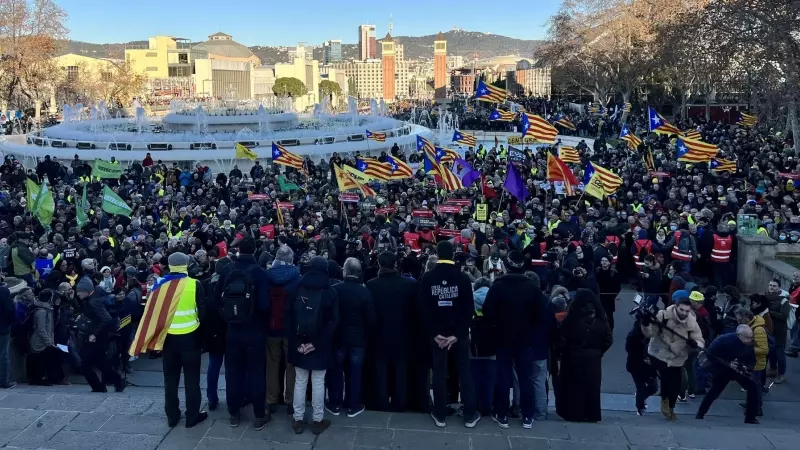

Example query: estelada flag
[129,275,190,356]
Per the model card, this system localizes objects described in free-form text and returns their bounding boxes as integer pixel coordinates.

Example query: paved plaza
[2,290,799,449]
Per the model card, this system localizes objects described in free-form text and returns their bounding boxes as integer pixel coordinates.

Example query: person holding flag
[130,252,208,428]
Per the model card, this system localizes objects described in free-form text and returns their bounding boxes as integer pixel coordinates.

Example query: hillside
[60,30,542,65]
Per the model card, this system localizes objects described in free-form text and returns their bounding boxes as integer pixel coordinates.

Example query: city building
[434,32,447,99]
[331,59,383,99]
[274,44,320,111]
[253,65,277,99]
[381,33,396,101]
[450,68,476,96]
[446,55,465,71]
[319,66,349,106]
[394,43,409,101]
[125,35,206,98]
[409,75,434,100]
[322,40,342,64]
[509,60,551,97]
[193,32,262,66]
[358,24,377,60]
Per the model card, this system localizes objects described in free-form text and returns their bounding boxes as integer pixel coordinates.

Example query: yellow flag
[343,164,373,183]
[235,143,257,161]
[584,172,606,199]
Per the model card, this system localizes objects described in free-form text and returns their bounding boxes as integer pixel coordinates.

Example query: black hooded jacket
[482,272,546,349]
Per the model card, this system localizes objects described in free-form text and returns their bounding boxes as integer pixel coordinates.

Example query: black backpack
[293,286,324,343]
[220,269,254,323]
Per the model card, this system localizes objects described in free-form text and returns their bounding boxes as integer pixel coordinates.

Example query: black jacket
[418,262,473,341]
[81,290,115,338]
[332,276,376,348]
[0,286,13,335]
[482,273,545,349]
[366,269,417,357]
[287,266,339,370]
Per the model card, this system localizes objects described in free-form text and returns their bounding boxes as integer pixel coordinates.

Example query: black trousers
[225,333,267,419]
[374,357,408,412]
[431,339,476,421]
[697,365,758,422]
[28,347,64,384]
[162,332,202,425]
[631,370,658,410]
[80,339,121,392]
[652,358,682,409]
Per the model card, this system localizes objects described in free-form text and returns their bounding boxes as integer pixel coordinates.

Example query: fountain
[370,98,379,117]
[379,99,386,116]
[347,96,358,126]
[436,107,456,145]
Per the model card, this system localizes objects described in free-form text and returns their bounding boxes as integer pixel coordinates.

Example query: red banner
[375,206,396,215]
[780,172,800,180]
[277,202,295,210]
[339,193,360,203]
[446,199,471,207]
[437,229,461,237]
[248,193,270,200]
[412,209,434,218]
[436,205,461,214]
[259,224,275,239]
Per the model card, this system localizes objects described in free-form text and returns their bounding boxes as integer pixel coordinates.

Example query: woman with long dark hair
[554,289,612,422]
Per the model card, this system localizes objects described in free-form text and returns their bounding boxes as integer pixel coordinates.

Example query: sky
[59,0,560,46]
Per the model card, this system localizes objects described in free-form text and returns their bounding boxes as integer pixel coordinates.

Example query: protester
[327,257,376,417]
[288,256,339,435]
[0,285,15,389]
[553,288,613,422]
[419,241,481,428]
[641,297,704,421]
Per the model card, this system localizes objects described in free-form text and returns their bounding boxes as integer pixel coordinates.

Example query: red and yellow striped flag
[129,276,189,356]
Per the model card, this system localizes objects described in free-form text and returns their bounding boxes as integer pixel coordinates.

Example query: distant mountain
[60,30,542,65]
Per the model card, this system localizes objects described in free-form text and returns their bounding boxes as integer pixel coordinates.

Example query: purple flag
[454,157,481,187]
[503,161,529,202]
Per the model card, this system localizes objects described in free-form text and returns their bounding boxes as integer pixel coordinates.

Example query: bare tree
[0,0,67,108]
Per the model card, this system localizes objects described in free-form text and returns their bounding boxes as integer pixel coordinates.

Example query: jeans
[327,347,366,412]
[294,368,326,422]
[494,346,534,420]
[697,365,758,421]
[769,344,787,375]
[0,334,10,386]
[470,358,496,416]
[206,352,224,404]
[532,359,548,420]
[225,336,267,418]
[631,372,658,410]
[431,339,476,422]
[790,322,800,351]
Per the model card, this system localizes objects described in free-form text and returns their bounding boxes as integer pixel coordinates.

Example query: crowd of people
[0,97,799,434]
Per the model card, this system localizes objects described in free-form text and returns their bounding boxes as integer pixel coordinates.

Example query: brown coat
[643,305,705,367]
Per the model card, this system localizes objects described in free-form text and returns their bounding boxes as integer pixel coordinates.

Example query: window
[146,66,158,72]
[66,66,78,81]
[146,52,158,57]
[101,72,112,82]
[178,53,188,64]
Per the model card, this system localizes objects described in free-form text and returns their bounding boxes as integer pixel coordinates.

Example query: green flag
[25,178,40,212]
[277,175,300,192]
[91,160,124,179]
[76,185,88,230]
[33,179,54,226]
[101,185,133,217]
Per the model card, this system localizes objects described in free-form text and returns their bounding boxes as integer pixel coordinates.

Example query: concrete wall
[738,234,800,293]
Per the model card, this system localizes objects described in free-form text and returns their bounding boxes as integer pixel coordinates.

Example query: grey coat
[30,300,55,353]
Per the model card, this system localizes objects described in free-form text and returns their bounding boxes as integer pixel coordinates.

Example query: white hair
[343,257,362,278]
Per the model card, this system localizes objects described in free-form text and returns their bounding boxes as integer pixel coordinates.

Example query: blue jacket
[707,332,755,370]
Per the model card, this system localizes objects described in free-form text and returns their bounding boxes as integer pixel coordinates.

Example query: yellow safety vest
[168,279,199,335]
[757,227,768,236]
[547,220,560,233]
[108,236,116,248]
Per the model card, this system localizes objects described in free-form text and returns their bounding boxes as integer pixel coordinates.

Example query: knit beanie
[168,252,189,268]
[76,277,94,294]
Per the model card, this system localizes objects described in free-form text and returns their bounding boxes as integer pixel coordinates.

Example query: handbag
[73,314,94,335]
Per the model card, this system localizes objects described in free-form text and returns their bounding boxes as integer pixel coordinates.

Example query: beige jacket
[642,305,705,367]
